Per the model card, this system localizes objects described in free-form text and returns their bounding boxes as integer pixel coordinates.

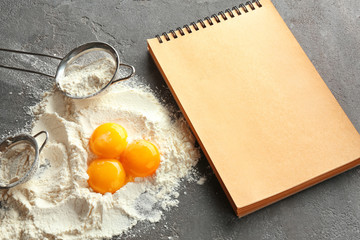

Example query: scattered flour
[196,177,207,185]
[0,67,200,239]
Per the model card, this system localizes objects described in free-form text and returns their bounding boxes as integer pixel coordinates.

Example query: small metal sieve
[0,42,135,99]
[0,131,48,189]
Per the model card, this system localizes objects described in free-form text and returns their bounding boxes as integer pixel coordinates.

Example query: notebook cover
[147,0,360,217]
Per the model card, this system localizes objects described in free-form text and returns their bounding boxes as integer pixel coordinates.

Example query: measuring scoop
[0,131,48,189]
[0,42,135,99]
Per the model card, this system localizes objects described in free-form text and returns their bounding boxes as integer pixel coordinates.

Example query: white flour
[0,66,200,239]
[0,142,35,186]
[59,57,116,97]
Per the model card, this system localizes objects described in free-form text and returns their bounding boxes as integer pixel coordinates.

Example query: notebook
[147,0,360,217]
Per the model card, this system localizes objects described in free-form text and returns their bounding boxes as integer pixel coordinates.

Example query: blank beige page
[147,0,360,216]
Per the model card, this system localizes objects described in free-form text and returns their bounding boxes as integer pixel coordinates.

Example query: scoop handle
[112,63,135,83]
[0,48,62,78]
[33,131,49,153]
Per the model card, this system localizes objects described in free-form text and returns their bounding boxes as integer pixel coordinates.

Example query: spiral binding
[155,0,262,43]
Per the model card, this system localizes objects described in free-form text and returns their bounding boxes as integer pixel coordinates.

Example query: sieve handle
[33,131,49,153]
[112,63,135,84]
[0,48,62,78]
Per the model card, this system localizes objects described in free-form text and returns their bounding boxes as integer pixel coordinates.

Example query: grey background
[0,0,359,239]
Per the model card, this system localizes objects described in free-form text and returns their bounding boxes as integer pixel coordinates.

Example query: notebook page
[148,0,360,216]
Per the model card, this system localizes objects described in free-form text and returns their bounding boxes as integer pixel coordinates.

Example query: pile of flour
[0,70,200,238]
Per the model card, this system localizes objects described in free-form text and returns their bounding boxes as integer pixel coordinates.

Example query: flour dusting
[0,61,200,239]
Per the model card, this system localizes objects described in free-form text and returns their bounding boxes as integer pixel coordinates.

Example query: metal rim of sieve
[0,131,48,189]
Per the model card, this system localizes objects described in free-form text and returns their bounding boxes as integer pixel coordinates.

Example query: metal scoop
[0,42,135,99]
[0,131,48,189]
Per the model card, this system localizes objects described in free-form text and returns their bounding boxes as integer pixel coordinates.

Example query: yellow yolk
[90,123,127,158]
[121,140,160,178]
[87,159,126,194]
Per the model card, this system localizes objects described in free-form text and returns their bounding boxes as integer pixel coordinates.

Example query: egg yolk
[121,140,160,178]
[90,123,127,158]
[87,159,126,194]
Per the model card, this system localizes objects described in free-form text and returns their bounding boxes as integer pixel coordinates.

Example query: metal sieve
[0,131,48,189]
[0,42,135,99]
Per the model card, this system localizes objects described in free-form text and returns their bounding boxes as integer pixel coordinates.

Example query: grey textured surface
[0,0,359,239]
